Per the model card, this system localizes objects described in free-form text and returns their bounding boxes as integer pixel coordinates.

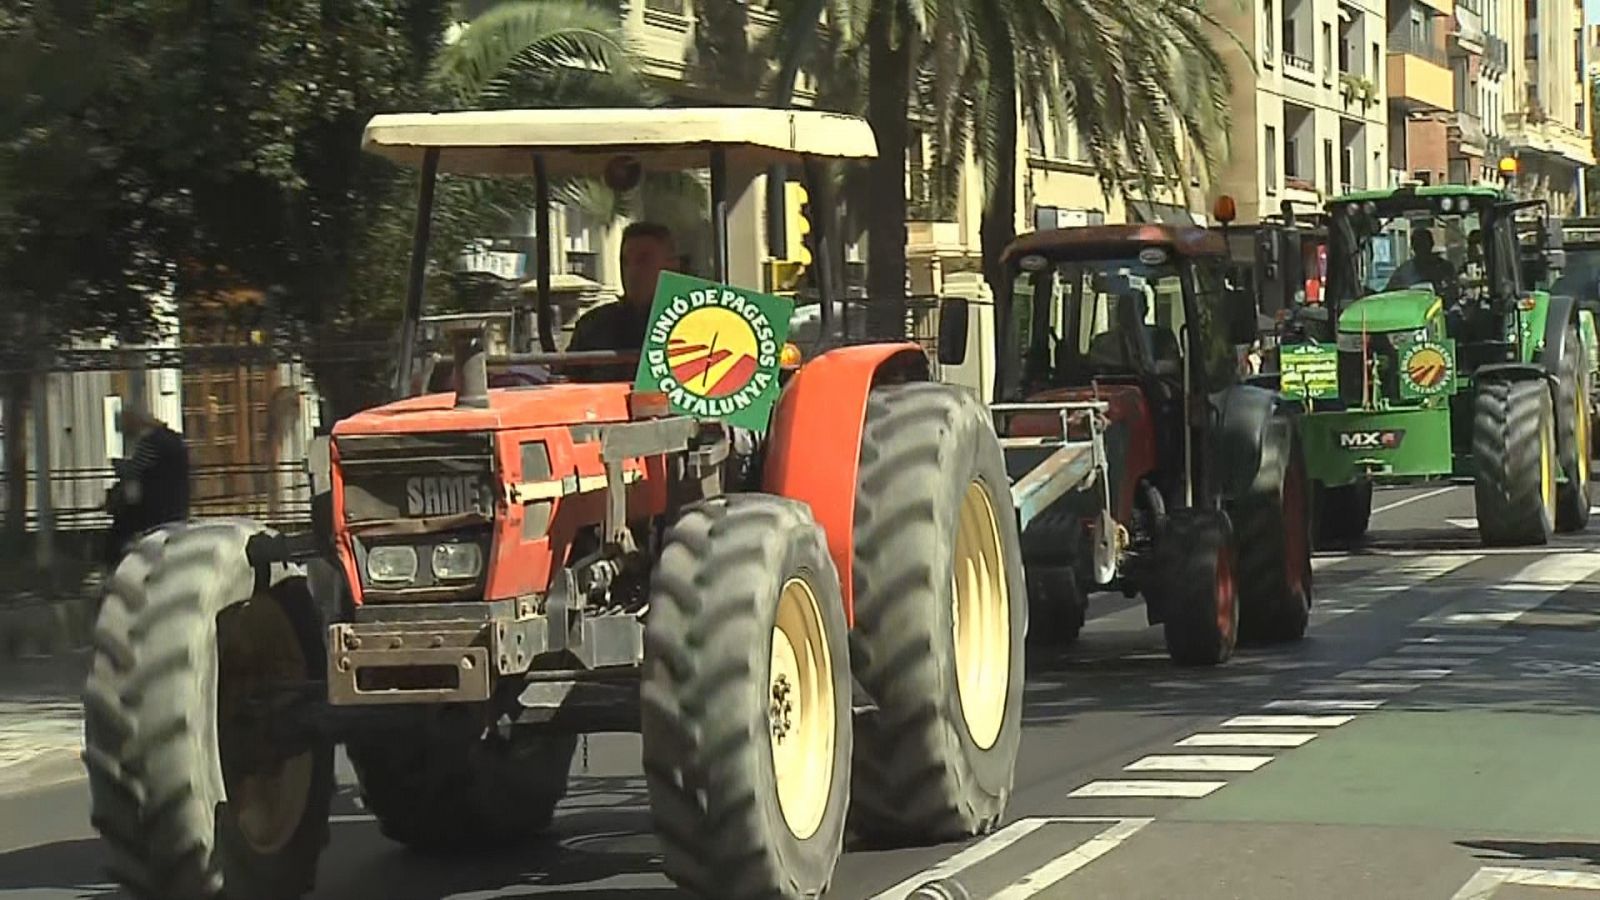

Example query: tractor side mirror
[938,296,970,365]
[1225,288,1258,344]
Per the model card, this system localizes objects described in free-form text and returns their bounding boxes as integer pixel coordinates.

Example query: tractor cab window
[1013,254,1187,389]
[1190,259,1247,389]
[1330,200,1487,309]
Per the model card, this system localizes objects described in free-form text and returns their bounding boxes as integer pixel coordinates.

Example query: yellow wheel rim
[1541,418,1556,518]
[217,593,314,855]
[769,576,836,841]
[1578,382,1591,485]
[952,481,1011,751]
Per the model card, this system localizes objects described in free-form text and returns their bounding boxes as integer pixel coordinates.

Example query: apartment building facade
[1446,0,1514,184]
[1500,0,1593,213]
[1206,0,1392,222]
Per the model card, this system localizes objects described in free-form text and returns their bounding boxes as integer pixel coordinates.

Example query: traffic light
[784,182,812,268]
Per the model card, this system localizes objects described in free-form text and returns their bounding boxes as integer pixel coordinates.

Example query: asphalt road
[4,482,1600,899]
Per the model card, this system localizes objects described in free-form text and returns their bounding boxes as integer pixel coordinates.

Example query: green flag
[633,271,794,432]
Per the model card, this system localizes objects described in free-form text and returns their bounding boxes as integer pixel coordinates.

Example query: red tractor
[938,224,1314,663]
[82,108,1027,900]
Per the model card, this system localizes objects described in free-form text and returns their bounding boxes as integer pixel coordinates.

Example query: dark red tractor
[939,224,1315,664]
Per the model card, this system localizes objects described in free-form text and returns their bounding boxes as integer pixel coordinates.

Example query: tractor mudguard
[1212,383,1287,501]
[1539,293,1579,374]
[762,342,931,624]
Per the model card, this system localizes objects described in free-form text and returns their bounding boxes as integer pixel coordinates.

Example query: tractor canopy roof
[1331,184,1505,206]
[362,107,879,176]
[1001,224,1227,267]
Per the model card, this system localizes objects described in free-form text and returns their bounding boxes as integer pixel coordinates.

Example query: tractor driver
[567,221,677,381]
[1385,228,1457,294]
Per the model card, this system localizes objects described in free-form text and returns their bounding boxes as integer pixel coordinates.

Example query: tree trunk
[864,1,913,340]
[980,26,1019,301]
[3,371,28,556]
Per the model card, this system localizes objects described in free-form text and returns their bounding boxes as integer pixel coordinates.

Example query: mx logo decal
[1337,429,1405,450]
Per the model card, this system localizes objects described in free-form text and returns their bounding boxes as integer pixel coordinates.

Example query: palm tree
[427,0,708,265]
[770,0,1238,320]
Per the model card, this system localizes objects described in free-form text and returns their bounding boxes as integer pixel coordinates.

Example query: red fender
[762,342,929,625]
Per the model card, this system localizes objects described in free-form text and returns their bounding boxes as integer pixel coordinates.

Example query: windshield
[1008,252,1237,392]
[1331,203,1486,306]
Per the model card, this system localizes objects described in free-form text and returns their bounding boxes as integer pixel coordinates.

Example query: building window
[1286,135,1300,178]
[1264,0,1275,61]
[1323,22,1334,80]
[1324,139,1335,191]
[1341,146,1355,190]
[1266,125,1279,191]
[1371,42,1380,83]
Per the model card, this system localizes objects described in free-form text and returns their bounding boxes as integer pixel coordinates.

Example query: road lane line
[1175,732,1319,748]
[1336,667,1452,679]
[1124,754,1274,772]
[1221,714,1355,728]
[986,818,1154,899]
[1413,553,1600,628]
[1371,486,1455,515]
[1067,780,1228,798]
[1406,634,1525,645]
[1263,698,1387,711]
[1451,866,1600,899]
[866,818,1053,899]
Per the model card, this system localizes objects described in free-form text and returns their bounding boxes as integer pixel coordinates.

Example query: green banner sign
[634,271,794,432]
[1279,343,1340,400]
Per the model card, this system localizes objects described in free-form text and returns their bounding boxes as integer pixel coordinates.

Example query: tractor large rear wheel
[83,522,333,900]
[848,382,1027,844]
[1232,423,1313,643]
[346,721,575,852]
[642,495,852,900]
[1473,376,1557,546]
[1555,324,1592,532]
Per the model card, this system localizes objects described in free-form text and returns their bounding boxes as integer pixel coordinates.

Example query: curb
[0,592,99,661]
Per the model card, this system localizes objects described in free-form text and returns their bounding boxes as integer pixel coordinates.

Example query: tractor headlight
[367,546,419,584]
[432,542,483,581]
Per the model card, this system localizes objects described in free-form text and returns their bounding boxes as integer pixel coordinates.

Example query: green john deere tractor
[1277,184,1593,547]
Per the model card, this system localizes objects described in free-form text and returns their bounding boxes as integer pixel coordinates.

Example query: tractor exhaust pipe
[450,325,489,409]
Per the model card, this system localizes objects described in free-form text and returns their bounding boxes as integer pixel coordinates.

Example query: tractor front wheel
[1232,423,1314,643]
[1473,377,1557,546]
[83,522,333,900]
[1312,479,1373,548]
[642,495,852,900]
[848,382,1027,845]
[1555,324,1592,532]
[1154,510,1240,666]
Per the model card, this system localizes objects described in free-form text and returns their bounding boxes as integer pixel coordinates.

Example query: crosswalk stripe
[1175,732,1318,748]
[1412,553,1600,628]
[1306,681,1420,695]
[1394,643,1504,655]
[1366,656,1476,668]
[1067,780,1227,798]
[1406,634,1525,645]
[1264,698,1387,711]
[1124,754,1274,772]
[1221,714,1355,728]
[1336,667,1452,679]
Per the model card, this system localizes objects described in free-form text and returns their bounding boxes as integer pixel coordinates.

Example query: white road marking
[1450,865,1600,899]
[1305,681,1420,695]
[866,818,1052,899]
[1371,485,1456,515]
[1221,714,1356,728]
[1394,643,1504,655]
[1413,553,1600,628]
[1446,517,1477,529]
[1406,634,1525,645]
[1366,655,1477,668]
[1336,667,1452,679]
[1175,732,1318,748]
[986,818,1154,899]
[1124,754,1274,772]
[1066,780,1228,798]
[1264,698,1387,711]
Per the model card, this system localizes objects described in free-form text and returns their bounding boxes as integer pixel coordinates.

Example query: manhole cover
[559,831,661,856]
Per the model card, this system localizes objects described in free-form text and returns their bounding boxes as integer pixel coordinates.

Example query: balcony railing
[1453,112,1486,148]
[1389,31,1449,66]
[1284,52,1316,77]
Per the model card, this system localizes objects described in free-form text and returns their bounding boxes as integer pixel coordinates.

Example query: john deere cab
[1281,183,1592,546]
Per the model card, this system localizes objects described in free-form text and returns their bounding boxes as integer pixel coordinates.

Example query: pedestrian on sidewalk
[103,403,190,568]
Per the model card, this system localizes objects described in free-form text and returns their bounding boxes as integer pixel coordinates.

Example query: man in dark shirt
[567,221,676,381]
[104,404,190,564]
